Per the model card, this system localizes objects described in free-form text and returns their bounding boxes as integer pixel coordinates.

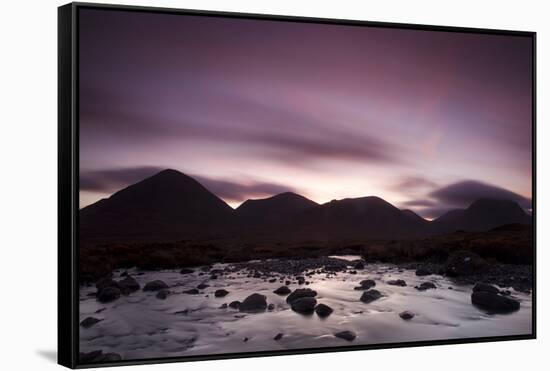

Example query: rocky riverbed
[79,255,532,364]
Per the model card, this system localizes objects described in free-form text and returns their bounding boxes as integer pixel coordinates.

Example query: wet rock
[471,291,520,313]
[220,303,228,309]
[334,330,356,341]
[80,317,102,328]
[399,311,415,320]
[274,286,291,295]
[285,280,291,286]
[291,297,317,314]
[286,288,318,304]
[210,274,218,280]
[102,353,122,362]
[354,279,376,290]
[180,268,194,275]
[143,280,169,291]
[315,303,333,318]
[445,250,487,277]
[79,350,121,363]
[95,278,119,292]
[387,279,407,287]
[243,337,249,342]
[215,289,229,298]
[117,276,140,294]
[473,282,499,294]
[97,287,121,303]
[79,350,103,363]
[120,271,128,277]
[229,300,241,309]
[268,303,275,311]
[274,333,283,341]
[197,283,210,290]
[360,289,382,303]
[182,288,199,295]
[156,289,171,299]
[239,293,268,312]
[268,278,277,283]
[415,269,431,276]
[415,282,436,291]
[353,260,365,269]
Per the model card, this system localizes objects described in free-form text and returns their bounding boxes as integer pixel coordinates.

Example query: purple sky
[79,8,533,219]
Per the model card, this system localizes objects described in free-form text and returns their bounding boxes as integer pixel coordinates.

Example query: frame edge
[58,2,78,369]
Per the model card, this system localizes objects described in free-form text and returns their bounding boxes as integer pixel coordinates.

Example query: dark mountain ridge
[80,169,531,244]
[432,198,531,234]
[235,192,318,226]
[80,169,234,243]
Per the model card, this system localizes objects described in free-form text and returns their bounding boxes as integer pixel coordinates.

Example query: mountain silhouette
[289,197,430,240]
[80,170,531,244]
[235,192,318,226]
[432,198,531,233]
[80,169,233,243]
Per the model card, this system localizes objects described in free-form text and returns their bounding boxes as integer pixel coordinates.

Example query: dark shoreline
[80,224,533,289]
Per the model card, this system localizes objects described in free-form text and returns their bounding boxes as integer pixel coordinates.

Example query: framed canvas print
[58,2,536,368]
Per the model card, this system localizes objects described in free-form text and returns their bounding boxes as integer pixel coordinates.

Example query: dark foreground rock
[274,286,291,295]
[399,311,415,320]
[143,280,169,291]
[290,297,317,314]
[215,289,229,297]
[354,279,376,290]
[182,288,199,294]
[80,317,102,328]
[415,269,431,276]
[315,303,333,318]
[229,300,241,309]
[445,250,487,277]
[180,268,194,274]
[118,276,140,294]
[473,282,499,294]
[97,287,121,303]
[360,289,382,303]
[239,293,267,312]
[156,289,171,299]
[334,330,356,341]
[415,282,436,291]
[274,333,283,341]
[387,279,407,287]
[79,350,122,363]
[95,278,119,292]
[471,291,520,313]
[286,288,317,304]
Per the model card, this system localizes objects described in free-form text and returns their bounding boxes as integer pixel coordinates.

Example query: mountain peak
[432,198,530,233]
[80,169,233,243]
[236,192,318,225]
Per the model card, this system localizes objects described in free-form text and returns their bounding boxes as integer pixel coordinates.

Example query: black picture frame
[58,2,537,369]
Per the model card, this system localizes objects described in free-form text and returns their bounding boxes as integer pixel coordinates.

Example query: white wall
[0,0,546,370]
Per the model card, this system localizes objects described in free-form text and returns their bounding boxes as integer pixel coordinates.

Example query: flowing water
[79,256,532,361]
